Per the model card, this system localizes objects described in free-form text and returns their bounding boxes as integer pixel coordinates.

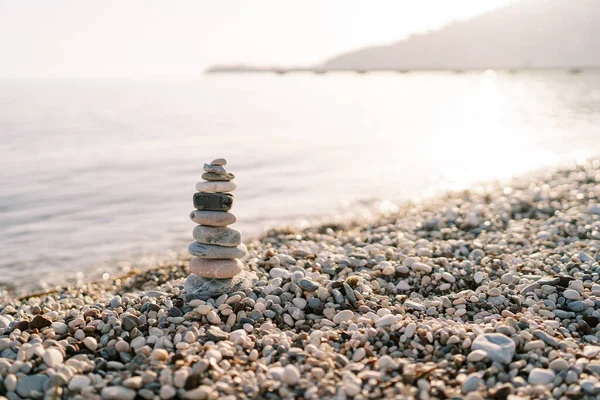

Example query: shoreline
[1,160,600,399]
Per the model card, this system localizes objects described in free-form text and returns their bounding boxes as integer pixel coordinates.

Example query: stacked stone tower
[185,158,256,300]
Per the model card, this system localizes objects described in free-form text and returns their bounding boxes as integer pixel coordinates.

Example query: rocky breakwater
[185,158,257,300]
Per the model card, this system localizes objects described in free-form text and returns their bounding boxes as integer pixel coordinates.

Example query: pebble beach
[1,160,600,399]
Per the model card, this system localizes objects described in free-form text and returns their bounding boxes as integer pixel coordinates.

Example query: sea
[1,70,600,292]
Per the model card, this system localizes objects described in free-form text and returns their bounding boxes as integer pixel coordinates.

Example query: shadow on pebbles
[1,160,600,399]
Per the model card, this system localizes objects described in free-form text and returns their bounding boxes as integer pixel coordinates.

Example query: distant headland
[207,0,600,74]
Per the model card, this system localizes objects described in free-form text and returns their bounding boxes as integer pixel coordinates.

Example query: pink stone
[189,258,243,279]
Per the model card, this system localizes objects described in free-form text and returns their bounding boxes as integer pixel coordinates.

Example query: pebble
[160,385,177,399]
[549,358,569,371]
[467,349,487,362]
[333,310,354,324]
[16,375,49,398]
[377,355,398,370]
[567,301,587,312]
[298,278,319,292]
[580,251,595,263]
[203,163,227,174]
[188,243,247,259]
[122,376,143,389]
[471,333,515,364]
[195,181,237,193]
[474,271,484,284]
[206,326,229,341]
[563,289,581,300]
[405,322,417,338]
[4,374,17,392]
[68,375,91,392]
[411,262,432,273]
[270,268,290,279]
[83,337,98,351]
[210,158,227,166]
[42,347,63,367]
[441,272,455,283]
[151,348,169,362]
[528,368,556,385]
[192,225,241,247]
[282,364,301,385]
[583,345,600,358]
[202,171,235,181]
[375,314,396,327]
[462,374,482,393]
[101,386,137,400]
[189,210,237,226]
[193,192,234,211]
[533,331,559,347]
[189,257,244,278]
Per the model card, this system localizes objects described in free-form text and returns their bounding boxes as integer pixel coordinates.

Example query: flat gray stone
[193,225,241,247]
[202,172,235,181]
[534,330,560,347]
[210,158,227,166]
[567,301,587,312]
[188,242,247,258]
[17,374,49,398]
[206,326,229,342]
[462,374,482,393]
[185,271,258,301]
[404,300,426,312]
[189,210,237,226]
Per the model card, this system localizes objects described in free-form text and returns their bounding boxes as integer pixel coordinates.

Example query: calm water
[1,71,600,291]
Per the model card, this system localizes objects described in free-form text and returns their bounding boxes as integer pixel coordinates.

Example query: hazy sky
[0,0,515,77]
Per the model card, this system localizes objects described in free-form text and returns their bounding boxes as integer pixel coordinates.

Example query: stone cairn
[185,158,256,301]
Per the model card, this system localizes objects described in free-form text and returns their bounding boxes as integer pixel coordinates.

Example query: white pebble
[333,310,354,324]
[282,364,301,385]
[83,337,98,351]
[42,348,63,367]
[375,314,396,328]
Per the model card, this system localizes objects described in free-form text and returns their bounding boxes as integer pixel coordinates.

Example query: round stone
[189,258,244,279]
[192,225,242,247]
[188,242,247,259]
[189,210,236,226]
[184,271,258,301]
[195,181,237,193]
[471,333,516,364]
[210,158,227,166]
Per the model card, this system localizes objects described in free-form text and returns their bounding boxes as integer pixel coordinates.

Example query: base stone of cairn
[185,158,257,301]
[184,271,257,301]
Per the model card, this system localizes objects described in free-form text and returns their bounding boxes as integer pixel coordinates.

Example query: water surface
[1,71,599,291]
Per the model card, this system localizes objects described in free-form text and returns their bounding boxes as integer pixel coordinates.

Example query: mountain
[321,0,600,70]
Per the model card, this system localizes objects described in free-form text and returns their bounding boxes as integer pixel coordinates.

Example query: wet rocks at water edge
[186,158,257,300]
